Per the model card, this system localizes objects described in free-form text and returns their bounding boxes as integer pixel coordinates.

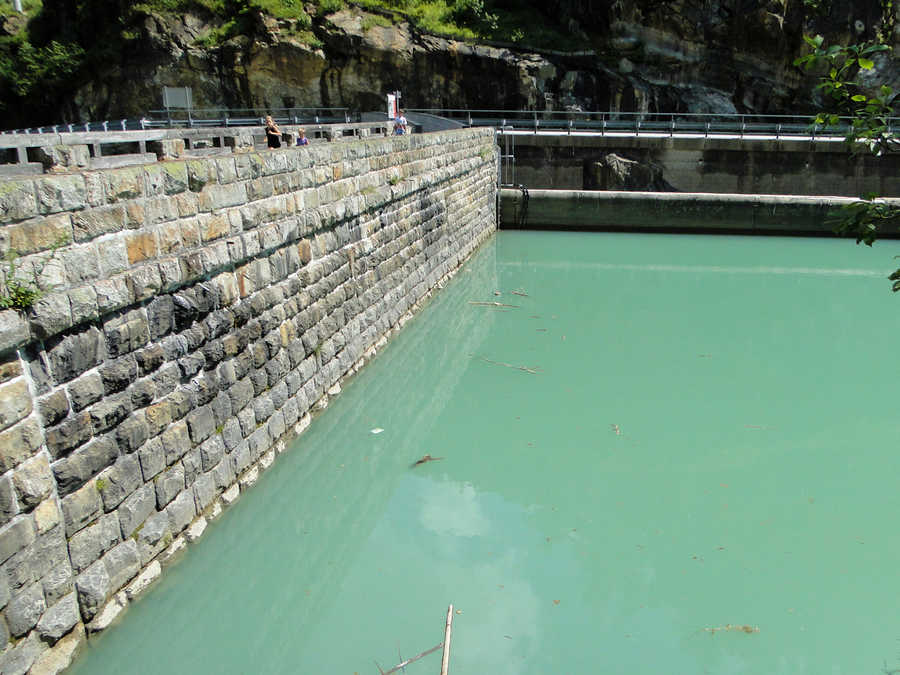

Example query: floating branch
[441,605,454,675]
[511,289,529,297]
[477,356,541,375]
[378,642,444,675]
[469,301,520,308]
[411,454,443,468]
[703,624,759,635]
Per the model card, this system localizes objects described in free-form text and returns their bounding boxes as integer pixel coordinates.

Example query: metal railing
[7,109,896,139]
[1,107,352,135]
[406,109,896,139]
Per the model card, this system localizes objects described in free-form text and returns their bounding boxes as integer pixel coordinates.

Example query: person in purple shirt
[296,128,309,146]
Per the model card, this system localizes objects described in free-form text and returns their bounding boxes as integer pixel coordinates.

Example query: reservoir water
[69,230,900,674]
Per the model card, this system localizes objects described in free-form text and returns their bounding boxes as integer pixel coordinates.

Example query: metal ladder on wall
[497,127,516,187]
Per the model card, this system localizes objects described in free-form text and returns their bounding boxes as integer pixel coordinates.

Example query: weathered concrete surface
[506,133,900,197]
[0,127,497,667]
[498,188,898,236]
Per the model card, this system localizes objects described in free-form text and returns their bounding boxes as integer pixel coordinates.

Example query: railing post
[102,120,108,132]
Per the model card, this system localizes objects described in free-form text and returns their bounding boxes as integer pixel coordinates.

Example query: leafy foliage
[797,35,900,291]
[794,36,894,154]
[0,251,41,311]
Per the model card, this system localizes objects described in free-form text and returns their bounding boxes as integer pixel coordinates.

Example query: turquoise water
[70,231,900,674]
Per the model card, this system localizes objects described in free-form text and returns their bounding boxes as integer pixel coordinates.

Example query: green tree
[795,35,900,290]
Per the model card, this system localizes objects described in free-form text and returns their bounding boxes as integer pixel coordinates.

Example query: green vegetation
[95,478,108,493]
[0,0,587,126]
[796,32,900,290]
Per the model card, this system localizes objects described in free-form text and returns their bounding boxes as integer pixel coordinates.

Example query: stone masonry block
[165,490,196,535]
[44,412,92,460]
[199,435,225,473]
[101,539,140,592]
[60,481,101,538]
[69,285,99,326]
[36,592,79,643]
[114,412,149,455]
[137,438,164,483]
[116,483,155,540]
[193,471,218,514]
[0,180,38,222]
[135,510,170,566]
[0,516,35,567]
[0,417,43,472]
[5,582,45,637]
[67,512,120,573]
[0,380,32,433]
[67,372,103,412]
[94,275,132,315]
[52,435,118,497]
[155,464,184,509]
[160,420,190,465]
[41,563,73,607]
[96,454,142,511]
[0,311,29,355]
[99,356,138,396]
[0,476,17,527]
[88,393,132,434]
[46,326,102,385]
[37,175,86,214]
[28,292,73,342]
[186,406,214,445]
[71,205,126,242]
[12,454,53,510]
[75,559,110,621]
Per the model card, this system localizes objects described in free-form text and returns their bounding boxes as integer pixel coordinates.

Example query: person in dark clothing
[265,115,281,149]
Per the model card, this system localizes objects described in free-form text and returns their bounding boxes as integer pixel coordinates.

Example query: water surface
[70,231,900,674]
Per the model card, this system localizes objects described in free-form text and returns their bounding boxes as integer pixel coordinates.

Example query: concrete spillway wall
[0,127,497,673]
[499,188,900,237]
[507,133,900,197]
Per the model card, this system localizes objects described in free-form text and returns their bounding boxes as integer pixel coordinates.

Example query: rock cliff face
[62,0,822,122]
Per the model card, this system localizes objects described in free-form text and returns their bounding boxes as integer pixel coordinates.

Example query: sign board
[162,86,193,110]
[387,92,400,119]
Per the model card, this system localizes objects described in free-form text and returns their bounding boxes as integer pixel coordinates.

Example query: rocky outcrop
[54,1,816,125]
[586,152,672,191]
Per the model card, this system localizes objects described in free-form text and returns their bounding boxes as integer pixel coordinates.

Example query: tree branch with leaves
[795,34,900,290]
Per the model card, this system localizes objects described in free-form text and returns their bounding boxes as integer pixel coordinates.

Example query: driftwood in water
[469,301,520,309]
[411,454,444,468]
[376,642,444,675]
[477,356,540,375]
[440,605,454,675]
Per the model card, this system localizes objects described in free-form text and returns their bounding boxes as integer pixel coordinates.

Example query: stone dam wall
[0,127,497,673]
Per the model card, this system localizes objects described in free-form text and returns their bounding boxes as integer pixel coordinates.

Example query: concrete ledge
[90,153,159,169]
[499,189,900,236]
[0,163,43,176]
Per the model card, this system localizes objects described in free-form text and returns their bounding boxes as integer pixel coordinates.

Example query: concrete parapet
[0,127,499,669]
[498,188,900,236]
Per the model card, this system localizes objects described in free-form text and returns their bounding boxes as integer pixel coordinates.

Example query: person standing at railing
[393,110,408,135]
[296,128,309,146]
[265,115,281,149]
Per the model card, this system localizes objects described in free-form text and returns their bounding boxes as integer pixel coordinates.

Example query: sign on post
[162,86,193,110]
[387,92,401,120]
